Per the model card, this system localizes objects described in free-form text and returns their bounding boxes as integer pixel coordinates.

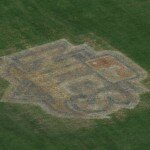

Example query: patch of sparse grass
[0,78,9,99]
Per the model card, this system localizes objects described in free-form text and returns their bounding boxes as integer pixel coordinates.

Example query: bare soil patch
[0,39,148,119]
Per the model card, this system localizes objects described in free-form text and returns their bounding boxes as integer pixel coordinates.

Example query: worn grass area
[0,0,150,149]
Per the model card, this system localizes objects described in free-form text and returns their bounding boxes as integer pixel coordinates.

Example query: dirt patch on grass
[0,39,148,119]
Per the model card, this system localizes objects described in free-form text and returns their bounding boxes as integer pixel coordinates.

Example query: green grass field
[0,0,150,149]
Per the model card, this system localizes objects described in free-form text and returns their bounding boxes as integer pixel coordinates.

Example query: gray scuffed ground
[0,39,148,119]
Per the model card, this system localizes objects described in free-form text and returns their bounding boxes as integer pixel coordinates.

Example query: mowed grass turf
[0,0,150,150]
